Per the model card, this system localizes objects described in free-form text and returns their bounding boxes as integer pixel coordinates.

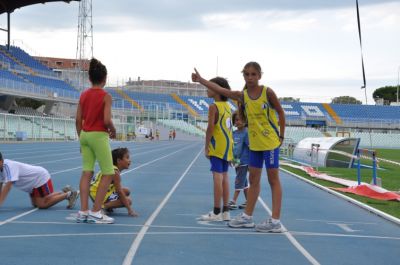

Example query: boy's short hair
[232,111,238,123]
[112,148,129,165]
[232,111,247,127]
[209,77,231,101]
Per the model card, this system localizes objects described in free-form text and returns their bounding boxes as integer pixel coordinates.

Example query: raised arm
[267,88,286,143]
[192,68,243,102]
[113,171,137,216]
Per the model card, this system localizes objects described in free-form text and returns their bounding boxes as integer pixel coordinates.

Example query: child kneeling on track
[229,111,250,210]
[90,148,138,217]
[0,152,79,209]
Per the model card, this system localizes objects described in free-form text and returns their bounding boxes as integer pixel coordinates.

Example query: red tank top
[79,88,108,132]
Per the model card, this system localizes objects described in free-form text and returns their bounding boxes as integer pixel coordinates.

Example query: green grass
[282,148,400,219]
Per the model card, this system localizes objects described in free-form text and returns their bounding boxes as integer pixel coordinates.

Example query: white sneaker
[228,213,255,228]
[255,218,284,233]
[76,211,88,223]
[200,212,223,221]
[67,190,79,209]
[222,211,230,221]
[87,210,114,224]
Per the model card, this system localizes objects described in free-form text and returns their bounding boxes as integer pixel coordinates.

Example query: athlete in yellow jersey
[90,165,119,204]
[90,148,137,216]
[200,77,234,222]
[244,86,281,151]
[192,62,286,233]
[208,101,233,161]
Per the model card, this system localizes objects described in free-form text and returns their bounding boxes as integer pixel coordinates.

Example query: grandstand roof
[0,0,80,14]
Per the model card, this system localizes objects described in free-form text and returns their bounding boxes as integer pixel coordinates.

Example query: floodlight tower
[75,0,93,90]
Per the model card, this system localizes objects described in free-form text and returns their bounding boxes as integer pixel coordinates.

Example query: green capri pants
[80,131,114,175]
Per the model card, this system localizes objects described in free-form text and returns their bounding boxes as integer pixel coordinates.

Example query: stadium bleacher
[1,45,400,144]
[0,45,79,99]
[5,46,55,75]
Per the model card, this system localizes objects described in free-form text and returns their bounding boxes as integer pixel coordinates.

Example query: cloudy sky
[1,0,399,103]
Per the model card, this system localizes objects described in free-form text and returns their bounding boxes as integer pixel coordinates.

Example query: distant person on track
[172,129,176,140]
[0,152,79,209]
[199,77,233,222]
[192,62,286,232]
[75,58,117,224]
[228,111,250,211]
[155,129,160,141]
[90,148,138,217]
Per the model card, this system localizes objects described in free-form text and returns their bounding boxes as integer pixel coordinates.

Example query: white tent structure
[293,137,360,168]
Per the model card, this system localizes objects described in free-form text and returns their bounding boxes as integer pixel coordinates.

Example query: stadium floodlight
[76,0,93,91]
[397,65,399,104]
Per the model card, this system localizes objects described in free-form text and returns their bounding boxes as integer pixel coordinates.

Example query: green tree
[372,86,398,104]
[331,96,362,104]
[279,97,300,102]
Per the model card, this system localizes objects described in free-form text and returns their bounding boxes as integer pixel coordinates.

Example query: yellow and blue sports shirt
[243,86,280,151]
[208,101,233,161]
[89,165,118,203]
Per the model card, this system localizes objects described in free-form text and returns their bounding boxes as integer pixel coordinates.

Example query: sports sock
[90,210,102,217]
[242,212,251,219]
[271,218,280,224]
[213,207,221,215]
[222,206,229,212]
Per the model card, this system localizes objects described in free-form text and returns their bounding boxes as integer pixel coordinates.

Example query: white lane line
[1,229,400,241]
[0,232,137,239]
[51,166,82,175]
[48,143,194,175]
[2,146,78,155]
[1,141,167,155]
[122,148,203,265]
[257,198,321,265]
[0,143,199,227]
[32,143,187,165]
[0,208,38,226]
[4,141,178,161]
[327,223,360,233]
[290,231,400,240]
[18,151,79,160]
[12,221,232,231]
[120,143,198,176]
[296,218,376,225]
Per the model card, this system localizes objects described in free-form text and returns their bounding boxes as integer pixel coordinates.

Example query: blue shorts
[249,148,280,169]
[210,156,229,173]
[235,165,249,190]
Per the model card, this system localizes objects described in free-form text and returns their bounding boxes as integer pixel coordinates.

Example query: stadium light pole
[397,65,399,104]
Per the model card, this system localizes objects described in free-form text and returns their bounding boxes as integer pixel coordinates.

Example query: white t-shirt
[0,159,51,193]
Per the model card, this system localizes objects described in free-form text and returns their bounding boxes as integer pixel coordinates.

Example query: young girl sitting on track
[90,148,138,217]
